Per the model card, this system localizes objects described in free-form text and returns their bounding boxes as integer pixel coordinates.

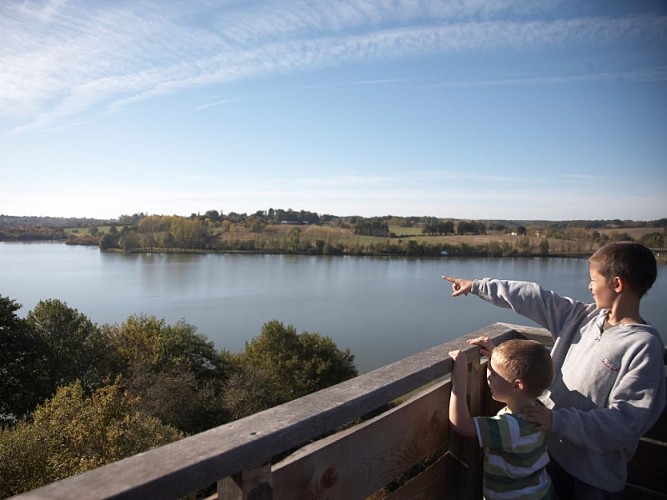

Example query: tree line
[0,295,357,497]
[1,212,665,257]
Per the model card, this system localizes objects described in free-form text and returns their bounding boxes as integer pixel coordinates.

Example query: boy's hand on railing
[449,350,469,380]
[520,404,553,432]
[442,276,474,297]
[467,336,494,357]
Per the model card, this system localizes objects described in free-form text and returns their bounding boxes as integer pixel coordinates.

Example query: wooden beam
[272,380,450,499]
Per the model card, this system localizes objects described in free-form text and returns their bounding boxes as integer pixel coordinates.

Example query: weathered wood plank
[271,380,451,499]
[443,452,469,500]
[14,323,522,500]
[382,453,448,500]
[446,347,484,499]
[218,463,272,500]
[500,322,554,347]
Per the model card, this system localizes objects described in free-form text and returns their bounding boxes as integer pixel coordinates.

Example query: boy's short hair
[589,242,657,297]
[493,339,554,398]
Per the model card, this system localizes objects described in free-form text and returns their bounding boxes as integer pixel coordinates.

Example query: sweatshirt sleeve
[471,278,588,334]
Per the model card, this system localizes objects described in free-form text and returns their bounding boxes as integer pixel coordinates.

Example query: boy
[443,242,665,498]
[449,339,554,500]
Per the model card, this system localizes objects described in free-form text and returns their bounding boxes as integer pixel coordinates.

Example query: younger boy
[449,339,554,500]
[444,242,665,498]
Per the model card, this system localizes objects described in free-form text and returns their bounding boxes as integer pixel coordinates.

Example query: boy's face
[486,354,515,403]
[589,263,616,309]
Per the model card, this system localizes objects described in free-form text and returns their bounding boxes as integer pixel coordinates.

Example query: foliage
[102,315,230,433]
[169,217,209,248]
[125,364,228,434]
[1,292,361,495]
[104,315,225,380]
[0,380,182,498]
[26,299,113,395]
[640,231,664,248]
[266,208,321,224]
[456,220,487,235]
[0,225,67,241]
[0,296,49,420]
[232,320,357,409]
[221,363,282,421]
[352,217,390,237]
[539,238,550,255]
[422,220,454,235]
[3,212,664,258]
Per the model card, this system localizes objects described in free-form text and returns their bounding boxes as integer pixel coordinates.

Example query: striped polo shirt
[473,406,553,499]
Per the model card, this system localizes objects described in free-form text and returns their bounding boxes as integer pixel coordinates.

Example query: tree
[26,299,111,395]
[104,315,225,380]
[138,215,169,249]
[120,230,140,252]
[539,238,550,255]
[353,218,389,237]
[640,232,664,248]
[438,220,455,235]
[0,296,49,420]
[204,210,220,223]
[99,231,120,250]
[422,220,454,235]
[103,315,229,433]
[0,380,182,498]
[221,363,281,421]
[457,220,486,235]
[287,227,302,252]
[126,363,228,434]
[235,320,357,405]
[169,217,208,249]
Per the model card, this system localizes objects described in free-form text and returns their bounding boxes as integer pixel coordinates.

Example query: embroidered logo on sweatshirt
[602,358,620,371]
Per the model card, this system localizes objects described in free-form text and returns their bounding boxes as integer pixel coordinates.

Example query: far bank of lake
[2,242,665,373]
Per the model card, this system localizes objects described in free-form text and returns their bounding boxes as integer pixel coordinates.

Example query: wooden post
[446,347,485,499]
[218,463,273,500]
[467,348,485,499]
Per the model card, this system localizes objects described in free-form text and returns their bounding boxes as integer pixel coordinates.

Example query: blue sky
[1,0,666,221]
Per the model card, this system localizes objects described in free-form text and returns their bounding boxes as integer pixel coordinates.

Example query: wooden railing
[13,323,666,500]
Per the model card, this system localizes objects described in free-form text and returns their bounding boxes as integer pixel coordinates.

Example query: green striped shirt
[473,406,552,499]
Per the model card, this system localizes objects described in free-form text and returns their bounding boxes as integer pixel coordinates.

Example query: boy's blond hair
[589,242,657,297]
[492,339,554,398]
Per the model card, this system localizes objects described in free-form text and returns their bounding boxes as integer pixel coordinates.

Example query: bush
[0,380,182,498]
[229,320,358,409]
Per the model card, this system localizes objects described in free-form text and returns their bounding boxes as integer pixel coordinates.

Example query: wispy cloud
[193,98,236,112]
[1,0,665,134]
[428,68,667,88]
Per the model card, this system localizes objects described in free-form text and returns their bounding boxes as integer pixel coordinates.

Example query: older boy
[444,242,665,498]
[449,339,555,500]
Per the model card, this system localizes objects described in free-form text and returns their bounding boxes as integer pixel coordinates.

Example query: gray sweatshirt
[472,278,666,493]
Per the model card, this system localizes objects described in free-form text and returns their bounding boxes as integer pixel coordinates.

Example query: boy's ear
[612,276,623,293]
[514,379,526,392]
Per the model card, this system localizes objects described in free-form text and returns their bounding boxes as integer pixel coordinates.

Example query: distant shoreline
[1,213,664,263]
[3,238,664,264]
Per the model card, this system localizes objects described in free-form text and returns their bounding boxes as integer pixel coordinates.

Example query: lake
[2,242,665,373]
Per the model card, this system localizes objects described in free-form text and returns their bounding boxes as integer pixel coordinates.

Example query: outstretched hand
[521,404,553,432]
[443,276,474,297]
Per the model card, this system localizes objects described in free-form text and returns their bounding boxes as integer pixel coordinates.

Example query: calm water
[2,242,665,373]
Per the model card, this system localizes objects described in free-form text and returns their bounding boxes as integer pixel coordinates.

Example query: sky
[1,0,666,221]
